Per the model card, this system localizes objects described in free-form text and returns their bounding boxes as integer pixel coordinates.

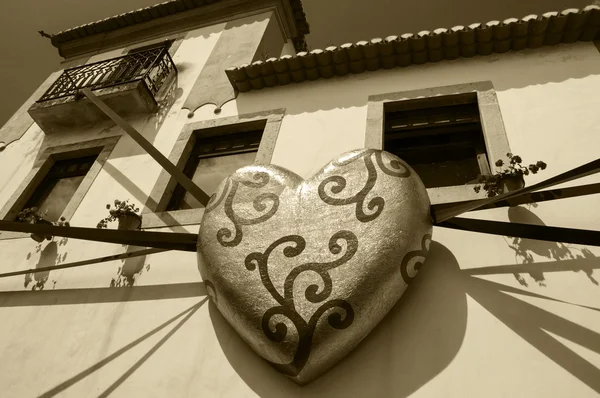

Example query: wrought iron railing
[38,47,177,102]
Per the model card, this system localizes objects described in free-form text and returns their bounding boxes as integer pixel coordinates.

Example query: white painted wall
[0,25,598,397]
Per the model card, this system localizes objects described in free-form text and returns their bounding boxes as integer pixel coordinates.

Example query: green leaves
[473,153,548,198]
[97,199,141,229]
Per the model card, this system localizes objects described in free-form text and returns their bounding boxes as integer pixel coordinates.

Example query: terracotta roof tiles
[50,0,309,50]
[226,5,600,93]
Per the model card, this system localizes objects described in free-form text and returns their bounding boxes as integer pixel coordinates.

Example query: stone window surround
[365,81,511,205]
[0,135,121,240]
[142,109,285,229]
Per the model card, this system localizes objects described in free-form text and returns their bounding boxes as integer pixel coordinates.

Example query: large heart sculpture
[197,149,432,384]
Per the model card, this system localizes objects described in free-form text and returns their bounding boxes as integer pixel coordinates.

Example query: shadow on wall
[4,236,598,394]
[24,237,69,291]
[462,273,600,394]
[505,206,598,286]
[210,242,469,397]
[0,282,206,308]
[37,297,209,398]
[104,78,183,159]
[109,246,149,288]
[234,42,600,117]
[213,238,600,396]
[155,79,183,132]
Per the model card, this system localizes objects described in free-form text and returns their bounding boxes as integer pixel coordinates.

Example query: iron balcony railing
[38,47,177,102]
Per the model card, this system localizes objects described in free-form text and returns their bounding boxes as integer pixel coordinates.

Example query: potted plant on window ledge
[97,200,142,230]
[474,153,547,198]
[17,208,70,242]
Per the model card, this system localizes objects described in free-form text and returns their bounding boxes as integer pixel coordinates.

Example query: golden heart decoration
[198,149,432,384]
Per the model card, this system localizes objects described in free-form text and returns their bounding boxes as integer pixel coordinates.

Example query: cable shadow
[465,257,600,277]
[101,161,157,210]
[102,79,180,158]
[0,282,206,307]
[210,241,468,397]
[96,297,206,398]
[465,275,600,313]
[505,206,598,287]
[464,274,600,393]
[38,298,208,398]
[211,238,600,395]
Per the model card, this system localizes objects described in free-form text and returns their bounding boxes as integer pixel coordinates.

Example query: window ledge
[426,184,488,205]
[141,208,204,230]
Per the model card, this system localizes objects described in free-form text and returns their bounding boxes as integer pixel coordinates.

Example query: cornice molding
[52,0,308,59]
[226,5,600,93]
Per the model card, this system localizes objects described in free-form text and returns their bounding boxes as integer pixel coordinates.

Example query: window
[144,110,284,229]
[0,136,120,238]
[22,155,98,221]
[366,82,511,204]
[167,128,264,210]
[383,93,490,188]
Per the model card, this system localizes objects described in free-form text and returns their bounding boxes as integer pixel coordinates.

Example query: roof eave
[227,5,600,93]
[51,0,309,59]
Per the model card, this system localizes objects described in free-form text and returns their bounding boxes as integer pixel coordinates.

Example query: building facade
[0,0,599,396]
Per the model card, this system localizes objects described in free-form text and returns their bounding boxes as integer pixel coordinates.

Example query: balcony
[29,46,177,134]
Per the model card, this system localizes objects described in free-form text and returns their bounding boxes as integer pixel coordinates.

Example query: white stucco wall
[0,22,598,397]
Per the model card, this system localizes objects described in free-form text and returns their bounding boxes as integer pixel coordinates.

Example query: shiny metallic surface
[198,149,432,384]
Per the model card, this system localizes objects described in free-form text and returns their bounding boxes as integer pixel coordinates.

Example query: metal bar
[0,248,167,279]
[82,88,210,206]
[38,47,174,102]
[0,221,198,252]
[433,158,600,223]
[438,217,600,246]
[142,47,165,80]
[432,182,600,213]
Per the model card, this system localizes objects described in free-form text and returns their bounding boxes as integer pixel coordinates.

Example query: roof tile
[51,0,309,51]
[229,5,600,93]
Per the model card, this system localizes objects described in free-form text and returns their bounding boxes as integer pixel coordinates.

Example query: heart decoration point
[198,149,433,384]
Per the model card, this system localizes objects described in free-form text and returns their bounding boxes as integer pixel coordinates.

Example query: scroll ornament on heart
[197,149,433,384]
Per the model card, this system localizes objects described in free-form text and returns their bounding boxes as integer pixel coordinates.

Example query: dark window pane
[23,155,97,221]
[30,176,85,221]
[167,129,263,210]
[393,147,481,188]
[178,152,256,209]
[384,98,486,188]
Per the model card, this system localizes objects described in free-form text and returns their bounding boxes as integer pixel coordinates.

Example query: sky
[0,0,592,128]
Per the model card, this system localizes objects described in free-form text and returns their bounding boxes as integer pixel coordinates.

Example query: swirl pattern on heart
[206,171,280,247]
[198,149,433,383]
[318,150,411,222]
[244,230,358,376]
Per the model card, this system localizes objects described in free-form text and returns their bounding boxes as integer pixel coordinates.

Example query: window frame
[125,39,175,55]
[121,34,185,57]
[0,136,120,239]
[365,81,511,205]
[166,128,265,211]
[22,155,100,219]
[143,109,285,229]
